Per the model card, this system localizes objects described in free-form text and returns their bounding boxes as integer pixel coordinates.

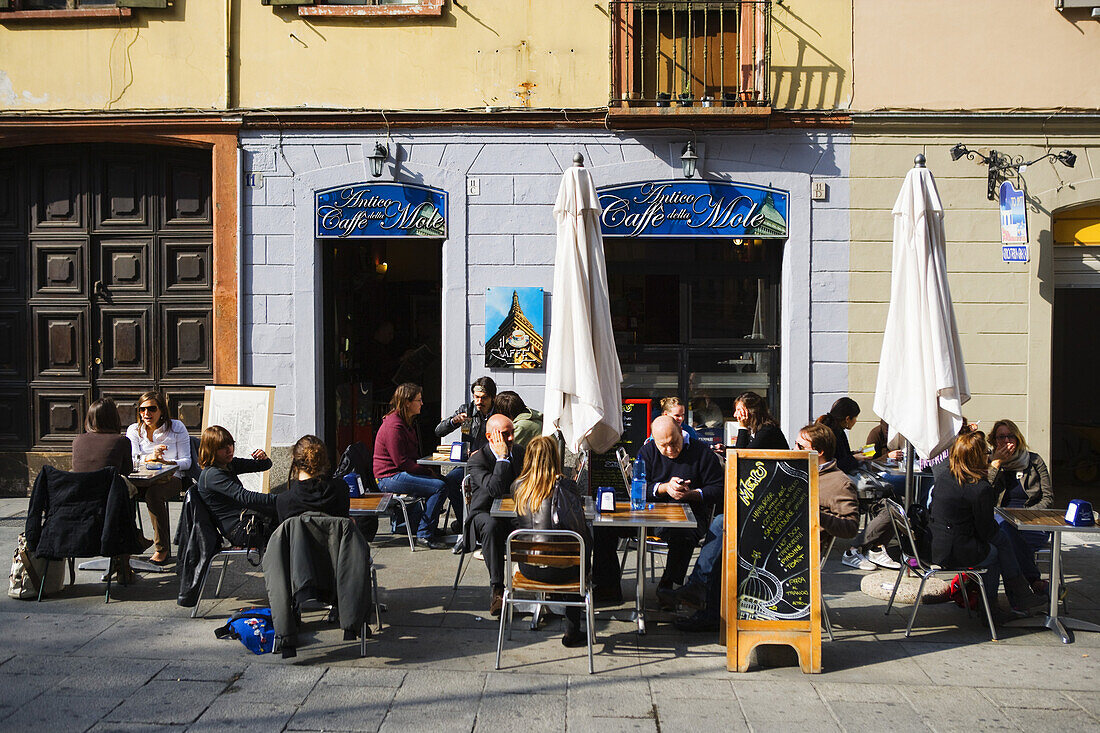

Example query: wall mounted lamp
[949,143,1076,200]
[681,140,699,179]
[368,142,389,178]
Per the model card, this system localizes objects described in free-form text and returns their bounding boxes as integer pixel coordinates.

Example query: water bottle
[343,472,362,498]
[630,457,646,511]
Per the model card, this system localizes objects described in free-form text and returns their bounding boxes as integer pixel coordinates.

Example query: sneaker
[866,547,901,570]
[841,548,876,571]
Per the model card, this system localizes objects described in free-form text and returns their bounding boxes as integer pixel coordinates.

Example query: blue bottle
[630,457,646,511]
[343,472,361,498]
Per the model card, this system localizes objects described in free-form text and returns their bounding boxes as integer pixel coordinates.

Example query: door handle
[93,280,108,299]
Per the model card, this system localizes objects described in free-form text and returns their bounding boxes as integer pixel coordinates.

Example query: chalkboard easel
[721,449,821,673]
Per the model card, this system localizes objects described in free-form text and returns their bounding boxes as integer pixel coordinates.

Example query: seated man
[466,414,525,616]
[675,422,861,632]
[629,416,723,605]
[437,376,497,454]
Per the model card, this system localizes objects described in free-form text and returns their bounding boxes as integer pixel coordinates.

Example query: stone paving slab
[1,500,1100,731]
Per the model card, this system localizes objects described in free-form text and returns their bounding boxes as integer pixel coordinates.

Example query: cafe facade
[239,127,851,456]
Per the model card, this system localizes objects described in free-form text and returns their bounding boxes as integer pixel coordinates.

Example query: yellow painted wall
[853,0,1100,110]
[236,1,609,110]
[770,0,851,110]
[0,5,226,111]
[846,134,1100,460]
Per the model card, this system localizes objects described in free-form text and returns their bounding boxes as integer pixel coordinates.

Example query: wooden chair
[882,499,998,640]
[496,529,595,674]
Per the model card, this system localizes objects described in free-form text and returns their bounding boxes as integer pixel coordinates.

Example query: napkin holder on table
[1065,500,1095,527]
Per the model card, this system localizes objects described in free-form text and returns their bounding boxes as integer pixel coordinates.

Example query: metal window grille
[610,0,771,108]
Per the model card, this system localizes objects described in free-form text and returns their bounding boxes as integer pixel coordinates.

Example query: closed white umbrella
[542,154,623,454]
[873,155,970,498]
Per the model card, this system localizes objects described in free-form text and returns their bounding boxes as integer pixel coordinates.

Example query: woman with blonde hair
[196,425,276,539]
[987,418,1054,593]
[276,435,350,524]
[929,431,1044,618]
[512,435,591,648]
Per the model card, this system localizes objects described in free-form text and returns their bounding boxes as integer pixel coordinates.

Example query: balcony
[610,0,771,117]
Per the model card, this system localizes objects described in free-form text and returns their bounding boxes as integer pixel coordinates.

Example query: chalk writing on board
[736,458,811,620]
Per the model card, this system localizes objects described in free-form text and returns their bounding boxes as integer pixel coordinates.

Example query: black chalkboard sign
[589,450,628,497]
[618,399,651,455]
[723,450,821,673]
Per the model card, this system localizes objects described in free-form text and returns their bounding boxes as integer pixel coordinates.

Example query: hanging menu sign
[315,182,447,239]
[597,180,789,239]
[723,449,821,673]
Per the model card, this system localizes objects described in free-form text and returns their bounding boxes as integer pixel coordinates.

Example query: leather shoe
[561,630,587,648]
[655,584,678,611]
[673,610,719,633]
[415,537,447,550]
[448,519,463,535]
[489,586,505,616]
[676,582,706,610]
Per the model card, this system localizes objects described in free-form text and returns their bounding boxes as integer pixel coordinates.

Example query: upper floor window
[0,0,166,19]
[610,0,770,109]
[263,0,444,17]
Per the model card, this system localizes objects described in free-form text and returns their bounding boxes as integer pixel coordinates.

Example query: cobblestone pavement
[1,498,1098,732]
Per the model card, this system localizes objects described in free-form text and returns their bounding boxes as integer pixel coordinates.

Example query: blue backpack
[215,608,275,655]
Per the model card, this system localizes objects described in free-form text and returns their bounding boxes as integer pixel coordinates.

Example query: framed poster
[201,385,276,494]
[484,286,544,369]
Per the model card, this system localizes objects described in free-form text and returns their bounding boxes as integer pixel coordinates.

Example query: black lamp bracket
[950,144,1076,200]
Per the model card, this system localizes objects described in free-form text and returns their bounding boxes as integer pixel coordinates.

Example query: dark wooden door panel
[97,305,154,380]
[31,157,85,232]
[95,154,151,231]
[161,306,213,378]
[164,388,205,435]
[0,154,20,232]
[0,309,27,381]
[161,238,212,295]
[0,389,30,447]
[33,306,89,380]
[162,155,212,229]
[98,238,152,298]
[0,239,24,298]
[33,388,90,447]
[32,239,88,299]
[98,387,151,431]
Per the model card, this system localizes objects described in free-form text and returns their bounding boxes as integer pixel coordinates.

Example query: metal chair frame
[497,528,595,674]
[191,546,254,618]
[452,475,477,589]
[882,499,998,640]
[820,536,837,641]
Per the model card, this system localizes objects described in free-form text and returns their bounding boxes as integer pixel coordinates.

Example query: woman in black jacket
[196,425,277,539]
[276,435,350,524]
[733,391,789,449]
[816,397,862,474]
[929,430,1044,617]
[512,436,591,648]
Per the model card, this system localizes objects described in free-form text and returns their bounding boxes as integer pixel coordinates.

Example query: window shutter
[116,0,170,7]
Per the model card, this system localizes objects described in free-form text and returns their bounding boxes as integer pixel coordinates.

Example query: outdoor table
[78,463,180,575]
[593,503,697,635]
[349,493,393,516]
[996,507,1100,644]
[490,496,595,520]
[416,457,468,475]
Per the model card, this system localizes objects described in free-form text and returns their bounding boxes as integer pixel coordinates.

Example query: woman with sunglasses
[988,419,1054,594]
[125,391,192,565]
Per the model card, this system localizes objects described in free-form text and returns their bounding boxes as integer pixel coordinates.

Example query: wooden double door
[0,144,214,450]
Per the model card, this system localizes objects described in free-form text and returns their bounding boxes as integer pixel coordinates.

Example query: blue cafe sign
[597,180,789,239]
[316,182,447,238]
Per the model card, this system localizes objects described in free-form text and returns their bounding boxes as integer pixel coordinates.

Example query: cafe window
[606,237,781,439]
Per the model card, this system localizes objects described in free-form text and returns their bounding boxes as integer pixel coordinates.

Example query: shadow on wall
[769,9,847,111]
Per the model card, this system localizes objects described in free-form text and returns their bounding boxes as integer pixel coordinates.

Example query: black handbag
[227,510,269,565]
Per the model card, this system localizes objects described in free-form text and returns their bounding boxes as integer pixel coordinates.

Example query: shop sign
[315,182,447,238]
[999,181,1028,263]
[597,180,788,239]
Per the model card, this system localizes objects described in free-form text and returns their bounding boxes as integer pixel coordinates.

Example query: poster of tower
[485,287,544,369]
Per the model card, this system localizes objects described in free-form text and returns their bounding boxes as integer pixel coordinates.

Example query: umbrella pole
[904,440,915,508]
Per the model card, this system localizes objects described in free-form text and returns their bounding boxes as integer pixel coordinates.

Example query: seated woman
[816,397,863,475]
[126,391,191,565]
[196,425,277,540]
[512,435,592,648]
[929,430,1044,619]
[988,419,1054,594]
[276,435,350,525]
[733,391,789,449]
[73,398,142,583]
[373,382,462,550]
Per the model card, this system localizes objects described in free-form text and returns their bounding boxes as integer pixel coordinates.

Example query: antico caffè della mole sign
[315,182,447,239]
[597,180,788,239]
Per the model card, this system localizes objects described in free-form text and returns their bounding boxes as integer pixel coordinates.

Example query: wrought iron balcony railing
[610,0,771,109]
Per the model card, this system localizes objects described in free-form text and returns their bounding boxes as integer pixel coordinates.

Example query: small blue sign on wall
[998,181,1027,245]
[597,180,789,239]
[316,182,447,238]
[1002,245,1029,263]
